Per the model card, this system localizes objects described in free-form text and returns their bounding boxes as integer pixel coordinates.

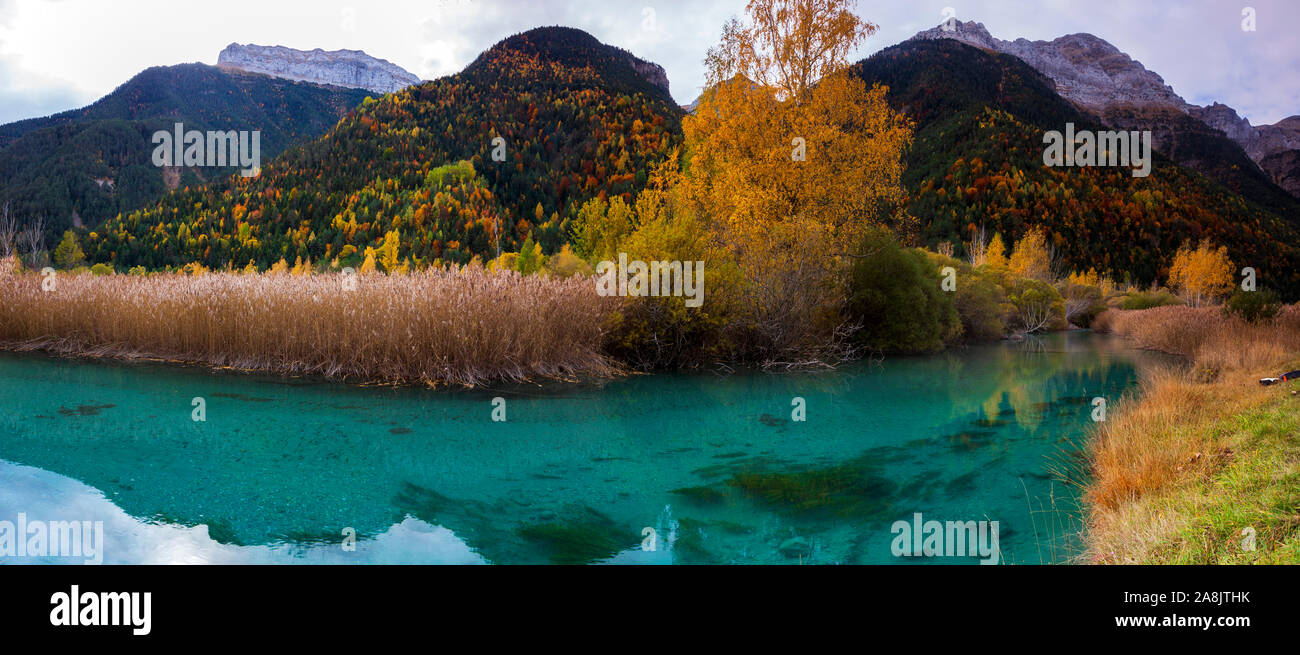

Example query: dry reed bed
[0,264,619,386]
[1084,304,1300,561]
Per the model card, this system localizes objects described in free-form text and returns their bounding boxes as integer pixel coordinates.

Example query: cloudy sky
[0,0,1295,125]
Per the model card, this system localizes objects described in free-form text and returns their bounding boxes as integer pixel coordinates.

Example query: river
[0,332,1174,564]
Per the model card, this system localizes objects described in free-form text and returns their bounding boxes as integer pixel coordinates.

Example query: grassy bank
[1085,305,1300,563]
[0,260,617,386]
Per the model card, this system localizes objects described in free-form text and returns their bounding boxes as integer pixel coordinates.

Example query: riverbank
[1085,305,1300,563]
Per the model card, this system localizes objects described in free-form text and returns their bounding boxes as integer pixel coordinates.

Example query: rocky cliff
[217,43,421,95]
[911,20,1300,198]
[911,21,1188,111]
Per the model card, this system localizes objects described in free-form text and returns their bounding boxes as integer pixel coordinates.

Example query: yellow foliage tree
[544,244,593,278]
[1007,227,1057,281]
[683,0,911,356]
[573,196,636,262]
[290,256,312,276]
[359,247,377,275]
[985,233,1008,268]
[1168,240,1234,307]
[379,230,400,273]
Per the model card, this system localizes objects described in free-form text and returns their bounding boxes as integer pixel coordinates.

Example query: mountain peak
[909,20,1187,112]
[217,43,421,95]
[910,20,999,51]
[467,26,671,99]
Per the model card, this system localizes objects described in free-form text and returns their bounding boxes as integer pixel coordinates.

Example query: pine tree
[53,230,86,270]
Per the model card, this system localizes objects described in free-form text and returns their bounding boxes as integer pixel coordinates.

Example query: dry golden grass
[1084,304,1300,562]
[0,260,618,386]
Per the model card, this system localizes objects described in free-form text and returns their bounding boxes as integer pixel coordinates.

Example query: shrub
[921,251,1007,342]
[1223,289,1281,324]
[90,263,114,276]
[1058,280,1106,327]
[849,228,960,353]
[954,270,1009,341]
[603,196,741,369]
[1121,289,1184,310]
[1005,277,1066,333]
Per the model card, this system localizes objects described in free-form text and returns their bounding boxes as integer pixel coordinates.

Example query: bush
[1059,280,1106,327]
[921,251,1008,342]
[603,193,742,369]
[1223,289,1281,323]
[849,228,960,353]
[90,263,114,276]
[1006,277,1066,333]
[955,270,1009,341]
[1121,289,1184,310]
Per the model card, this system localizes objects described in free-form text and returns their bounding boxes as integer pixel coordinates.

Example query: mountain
[0,64,369,239]
[852,38,1300,297]
[88,27,683,270]
[1190,105,1300,197]
[910,20,1300,204]
[911,21,1188,111]
[217,43,422,95]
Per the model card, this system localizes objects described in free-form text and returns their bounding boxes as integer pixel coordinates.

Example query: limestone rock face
[624,54,670,96]
[910,20,1187,111]
[910,20,1300,197]
[1193,104,1300,163]
[218,43,421,95]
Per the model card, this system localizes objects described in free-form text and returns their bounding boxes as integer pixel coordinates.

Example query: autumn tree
[379,230,401,273]
[1168,240,1234,307]
[684,0,911,359]
[984,233,1008,268]
[1007,227,1059,282]
[54,230,86,270]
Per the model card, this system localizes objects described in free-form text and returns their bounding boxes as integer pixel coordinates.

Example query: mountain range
[0,62,371,239]
[911,20,1300,199]
[88,27,682,270]
[2,20,1296,295]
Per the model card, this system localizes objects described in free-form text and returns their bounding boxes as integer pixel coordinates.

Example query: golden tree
[1168,240,1234,307]
[684,0,911,358]
[984,233,1008,268]
[379,230,401,274]
[1007,227,1059,281]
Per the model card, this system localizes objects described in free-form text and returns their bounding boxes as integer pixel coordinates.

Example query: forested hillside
[89,27,683,270]
[0,64,369,239]
[854,39,1300,295]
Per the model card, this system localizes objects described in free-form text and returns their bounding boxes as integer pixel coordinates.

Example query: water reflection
[0,460,484,564]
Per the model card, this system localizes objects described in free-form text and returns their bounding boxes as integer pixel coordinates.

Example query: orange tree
[682,0,912,359]
[1168,240,1234,307]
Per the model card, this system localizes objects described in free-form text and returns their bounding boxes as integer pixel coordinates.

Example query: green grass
[1149,388,1300,563]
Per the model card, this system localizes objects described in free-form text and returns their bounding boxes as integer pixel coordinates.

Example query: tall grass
[1084,304,1300,562]
[0,259,618,386]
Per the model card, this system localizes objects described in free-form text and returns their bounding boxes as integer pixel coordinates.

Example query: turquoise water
[0,332,1173,564]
